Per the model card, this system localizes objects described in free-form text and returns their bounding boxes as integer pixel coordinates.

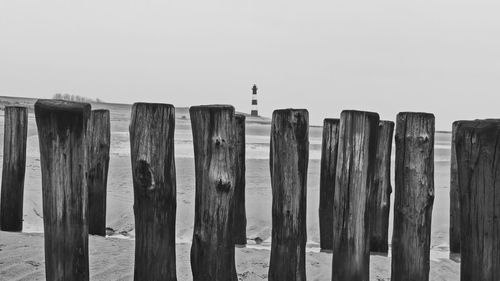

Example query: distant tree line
[52,93,103,103]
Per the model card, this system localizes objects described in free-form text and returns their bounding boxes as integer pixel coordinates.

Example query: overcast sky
[1,0,499,129]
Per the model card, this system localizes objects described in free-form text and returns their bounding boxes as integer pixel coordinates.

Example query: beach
[0,231,459,281]
[0,97,458,280]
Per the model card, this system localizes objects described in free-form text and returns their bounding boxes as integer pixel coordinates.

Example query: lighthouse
[251,84,258,117]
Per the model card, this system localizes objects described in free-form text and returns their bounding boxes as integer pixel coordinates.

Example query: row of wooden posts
[0,100,498,280]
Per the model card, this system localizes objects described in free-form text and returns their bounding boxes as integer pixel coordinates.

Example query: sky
[1,0,500,129]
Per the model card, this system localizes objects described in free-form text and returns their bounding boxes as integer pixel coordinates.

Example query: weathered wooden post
[233,113,247,245]
[456,120,500,281]
[331,110,379,281]
[449,121,460,253]
[35,100,90,281]
[319,118,339,251]
[391,112,435,281]
[268,109,309,281]
[369,120,394,253]
[190,105,237,281]
[0,106,28,231]
[130,103,177,281]
[87,109,110,236]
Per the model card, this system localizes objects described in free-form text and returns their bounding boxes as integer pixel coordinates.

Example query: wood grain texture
[456,120,500,281]
[130,103,177,281]
[233,114,247,245]
[391,112,435,281]
[0,106,28,231]
[318,118,339,251]
[449,121,461,253]
[87,109,110,236]
[35,99,91,281]
[268,109,309,281]
[369,120,394,253]
[190,105,237,281]
[331,110,379,281]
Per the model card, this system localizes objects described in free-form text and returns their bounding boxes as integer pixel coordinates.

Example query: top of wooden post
[457,119,500,133]
[235,113,246,120]
[273,108,308,114]
[130,103,175,125]
[190,104,234,112]
[398,111,434,118]
[91,109,110,122]
[396,112,435,135]
[452,120,467,126]
[35,99,91,113]
[132,102,174,108]
[35,100,91,136]
[323,118,339,125]
[131,103,174,113]
[380,120,395,125]
[341,109,378,114]
[272,109,309,133]
[4,106,28,111]
[340,110,379,121]
[92,109,110,114]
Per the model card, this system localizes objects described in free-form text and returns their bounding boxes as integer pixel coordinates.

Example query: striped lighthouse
[251,84,258,117]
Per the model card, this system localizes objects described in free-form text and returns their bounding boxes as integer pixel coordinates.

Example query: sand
[0,97,459,280]
[0,231,459,281]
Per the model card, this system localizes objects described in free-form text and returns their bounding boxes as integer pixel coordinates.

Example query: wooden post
[331,110,379,281]
[190,105,237,281]
[268,109,309,281]
[233,114,247,245]
[391,112,435,281]
[0,106,28,231]
[369,120,394,253]
[35,100,90,281]
[456,120,500,281]
[87,109,110,236]
[449,121,460,253]
[130,103,177,281]
[319,118,339,251]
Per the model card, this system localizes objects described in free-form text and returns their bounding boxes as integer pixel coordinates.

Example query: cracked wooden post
[449,121,461,253]
[369,120,394,253]
[130,103,177,281]
[456,120,500,281]
[233,114,247,245]
[0,106,28,231]
[35,100,91,281]
[332,110,379,281]
[269,109,309,281]
[190,105,237,281]
[391,112,435,281]
[87,109,110,236]
[319,118,339,251]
